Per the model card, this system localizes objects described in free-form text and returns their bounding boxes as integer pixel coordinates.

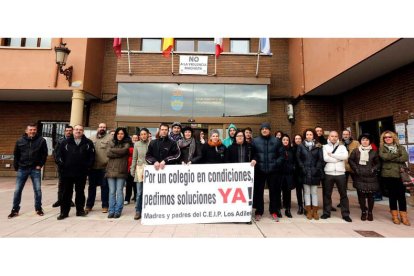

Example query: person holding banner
[131,128,150,220]
[178,126,203,165]
[202,129,227,164]
[106,127,131,219]
[225,130,252,163]
[146,123,181,170]
[251,122,282,222]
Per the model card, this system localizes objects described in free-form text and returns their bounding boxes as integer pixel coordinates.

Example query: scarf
[384,143,398,154]
[178,137,196,162]
[208,139,222,147]
[304,140,314,150]
[358,145,372,165]
[169,132,182,142]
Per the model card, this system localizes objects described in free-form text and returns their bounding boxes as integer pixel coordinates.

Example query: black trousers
[125,174,137,202]
[357,190,374,213]
[295,181,303,207]
[281,178,291,209]
[60,175,87,216]
[323,174,350,217]
[57,171,64,203]
[253,171,279,215]
[383,177,407,211]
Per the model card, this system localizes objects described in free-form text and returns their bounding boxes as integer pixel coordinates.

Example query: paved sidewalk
[1,177,413,238]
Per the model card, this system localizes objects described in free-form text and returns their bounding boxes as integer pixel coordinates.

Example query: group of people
[7,121,411,226]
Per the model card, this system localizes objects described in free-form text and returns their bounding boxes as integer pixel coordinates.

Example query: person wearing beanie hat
[169,122,183,142]
[348,132,380,222]
[222,123,237,148]
[202,129,226,163]
[250,122,282,222]
[178,126,202,164]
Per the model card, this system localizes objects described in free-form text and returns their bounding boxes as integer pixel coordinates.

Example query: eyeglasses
[236,135,244,138]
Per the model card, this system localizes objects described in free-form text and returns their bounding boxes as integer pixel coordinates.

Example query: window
[175,39,214,53]
[230,39,250,54]
[1,38,52,48]
[141,38,161,52]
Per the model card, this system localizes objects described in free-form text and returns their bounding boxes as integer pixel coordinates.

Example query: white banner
[142,163,254,225]
[179,55,208,75]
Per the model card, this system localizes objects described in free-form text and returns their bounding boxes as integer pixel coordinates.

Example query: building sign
[179,55,208,75]
[170,89,184,111]
[142,163,254,225]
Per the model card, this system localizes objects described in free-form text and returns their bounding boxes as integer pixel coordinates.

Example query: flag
[259,38,271,55]
[214,37,223,58]
[162,38,174,57]
[113,38,122,58]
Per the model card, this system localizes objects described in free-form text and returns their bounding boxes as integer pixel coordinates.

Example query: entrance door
[359,116,394,147]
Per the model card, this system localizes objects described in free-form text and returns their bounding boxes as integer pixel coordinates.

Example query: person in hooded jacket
[222,123,237,148]
[178,126,202,164]
[105,127,131,219]
[225,130,252,163]
[202,129,226,164]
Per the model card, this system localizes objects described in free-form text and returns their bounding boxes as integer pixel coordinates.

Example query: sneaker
[8,210,19,219]
[254,214,262,221]
[108,213,114,219]
[272,213,279,222]
[343,216,352,222]
[52,201,61,208]
[276,210,283,218]
[57,214,68,220]
[134,212,141,220]
[36,209,44,216]
[102,207,108,213]
[124,201,130,205]
[320,214,330,219]
[114,213,121,219]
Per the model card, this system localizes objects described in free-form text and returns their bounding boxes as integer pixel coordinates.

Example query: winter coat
[202,142,226,163]
[252,135,282,174]
[322,142,348,176]
[379,144,408,178]
[225,142,252,163]
[56,135,95,178]
[105,140,130,179]
[348,148,380,192]
[292,145,304,187]
[296,142,324,185]
[130,140,150,182]
[341,139,360,172]
[222,123,237,148]
[90,133,112,170]
[179,140,203,164]
[276,146,296,190]
[13,133,48,171]
[145,136,181,165]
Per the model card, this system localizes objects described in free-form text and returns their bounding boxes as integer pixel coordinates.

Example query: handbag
[135,164,145,182]
[400,163,414,187]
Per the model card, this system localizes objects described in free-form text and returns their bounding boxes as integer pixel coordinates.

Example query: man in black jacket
[52,125,74,208]
[146,123,180,170]
[8,123,48,218]
[251,122,282,222]
[55,124,95,220]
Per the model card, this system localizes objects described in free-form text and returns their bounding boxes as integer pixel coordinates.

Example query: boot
[285,209,292,218]
[305,206,313,220]
[391,210,400,224]
[312,206,319,220]
[361,210,367,221]
[297,205,304,215]
[399,211,411,226]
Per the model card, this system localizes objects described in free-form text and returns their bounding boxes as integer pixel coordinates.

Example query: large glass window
[230,39,250,54]
[117,83,267,117]
[1,38,51,48]
[175,39,214,53]
[141,38,161,52]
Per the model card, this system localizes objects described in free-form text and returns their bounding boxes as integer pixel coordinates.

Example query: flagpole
[214,54,217,76]
[171,51,174,75]
[255,38,261,77]
[127,38,132,75]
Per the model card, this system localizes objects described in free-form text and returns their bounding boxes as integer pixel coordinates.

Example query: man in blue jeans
[8,123,48,218]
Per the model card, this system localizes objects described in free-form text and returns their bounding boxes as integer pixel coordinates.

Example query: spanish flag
[113,38,122,58]
[162,38,174,57]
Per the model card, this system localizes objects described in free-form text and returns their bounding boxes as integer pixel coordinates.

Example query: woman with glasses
[379,130,410,226]
[225,130,252,163]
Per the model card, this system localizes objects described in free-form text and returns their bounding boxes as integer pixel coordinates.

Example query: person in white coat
[321,131,352,222]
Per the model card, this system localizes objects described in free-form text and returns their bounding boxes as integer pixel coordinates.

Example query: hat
[171,122,182,129]
[210,129,220,137]
[260,122,271,130]
[181,126,193,134]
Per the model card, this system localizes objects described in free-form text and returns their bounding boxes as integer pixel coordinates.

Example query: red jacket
[127,145,134,172]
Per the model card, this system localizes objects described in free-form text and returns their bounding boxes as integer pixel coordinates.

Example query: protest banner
[141,163,254,225]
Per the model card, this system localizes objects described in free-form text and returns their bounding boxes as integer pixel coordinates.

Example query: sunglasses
[384,136,393,139]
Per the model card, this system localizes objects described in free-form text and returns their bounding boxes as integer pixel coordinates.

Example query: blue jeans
[87,169,109,208]
[135,182,143,213]
[107,178,125,215]
[12,167,42,211]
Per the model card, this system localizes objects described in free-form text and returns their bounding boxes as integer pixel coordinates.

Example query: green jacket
[379,144,408,178]
[223,123,237,148]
